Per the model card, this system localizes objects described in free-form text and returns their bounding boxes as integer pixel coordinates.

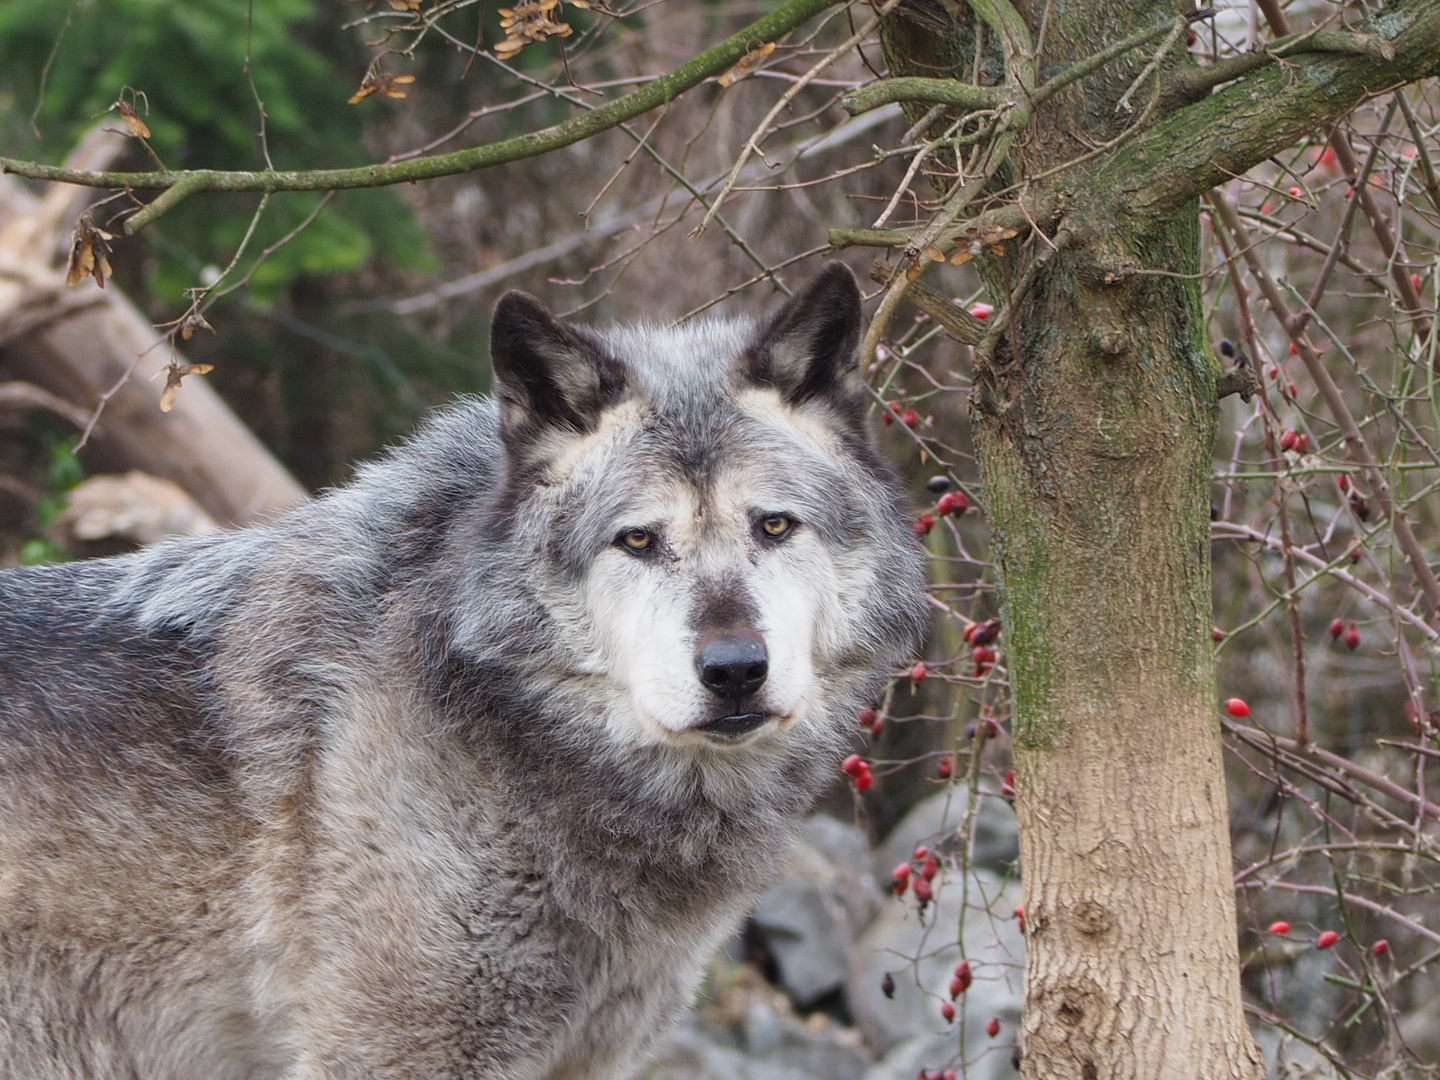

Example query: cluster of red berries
[1278,428,1309,453]
[966,619,1001,676]
[915,477,969,536]
[893,844,940,903]
[841,753,873,792]
[882,403,922,427]
[1328,618,1361,651]
[1266,921,1370,951]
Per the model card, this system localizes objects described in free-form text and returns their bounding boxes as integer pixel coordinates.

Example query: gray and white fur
[0,263,927,1079]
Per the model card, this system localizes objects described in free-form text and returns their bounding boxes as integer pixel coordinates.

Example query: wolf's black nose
[696,634,768,699]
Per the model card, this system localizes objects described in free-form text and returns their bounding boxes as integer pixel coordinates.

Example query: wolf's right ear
[746,262,866,419]
[489,291,627,447]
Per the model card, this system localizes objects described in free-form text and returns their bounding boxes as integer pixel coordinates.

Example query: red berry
[942,1072,956,1080]
[1295,433,1309,452]
[1412,273,1422,292]
[901,407,920,428]
[1224,698,1250,718]
[842,754,865,777]
[858,707,875,727]
[1001,768,1015,798]
[1344,624,1360,651]
[881,410,894,425]
[1373,939,1389,956]
[987,1017,1001,1038]
[913,513,936,537]
[954,959,971,979]
[921,856,939,881]
[941,1001,955,1022]
[937,755,953,780]
[1268,920,1291,935]
[911,661,928,684]
[893,862,912,883]
[968,302,993,320]
[854,769,873,792]
[1290,343,1298,355]
[1279,429,1298,452]
[1014,904,1024,930]
[1329,618,1344,640]
[1287,186,1301,197]
[951,960,972,995]
[1317,930,1340,949]
[913,877,933,903]
[1288,381,1298,397]
[1212,627,1225,642]
[913,845,929,861]
[936,490,968,516]
[1337,473,1350,492]
[1267,365,1278,379]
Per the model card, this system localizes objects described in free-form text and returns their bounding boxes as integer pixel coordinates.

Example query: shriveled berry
[881,972,896,998]
[1317,930,1339,949]
[913,877,933,904]
[987,1017,1001,1038]
[901,407,920,428]
[937,755,953,780]
[914,513,936,538]
[941,1001,956,1022]
[1373,939,1390,956]
[1344,624,1360,651]
[911,661,929,684]
[1268,920,1291,935]
[926,475,951,493]
[1329,618,1344,640]
[1224,698,1250,718]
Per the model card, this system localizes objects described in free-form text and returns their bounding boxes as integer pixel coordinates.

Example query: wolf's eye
[759,514,793,540]
[619,527,654,553]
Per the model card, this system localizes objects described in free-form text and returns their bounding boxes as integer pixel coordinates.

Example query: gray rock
[750,816,885,1008]
[847,870,1023,1058]
[645,968,872,1080]
[876,790,1019,881]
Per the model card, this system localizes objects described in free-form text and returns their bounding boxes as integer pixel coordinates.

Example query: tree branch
[1110,0,1440,221]
[0,0,842,234]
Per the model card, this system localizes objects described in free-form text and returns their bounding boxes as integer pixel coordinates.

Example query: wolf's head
[446,264,926,774]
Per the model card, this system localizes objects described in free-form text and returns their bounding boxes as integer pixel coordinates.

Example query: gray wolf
[0,263,926,1079]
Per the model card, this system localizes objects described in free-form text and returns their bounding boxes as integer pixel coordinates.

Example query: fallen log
[0,127,308,526]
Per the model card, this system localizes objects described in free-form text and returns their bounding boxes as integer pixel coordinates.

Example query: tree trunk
[881,3,1265,1076]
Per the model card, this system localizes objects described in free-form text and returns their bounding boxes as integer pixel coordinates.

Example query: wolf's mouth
[695,713,771,741]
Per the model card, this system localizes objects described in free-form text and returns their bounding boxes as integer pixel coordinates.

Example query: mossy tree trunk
[874,1,1440,1076]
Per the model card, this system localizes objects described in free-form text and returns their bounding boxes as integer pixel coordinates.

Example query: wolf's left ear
[489,290,627,446]
[746,262,865,416]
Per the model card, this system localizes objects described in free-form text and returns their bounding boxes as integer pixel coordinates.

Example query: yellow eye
[621,528,653,552]
[760,514,792,538]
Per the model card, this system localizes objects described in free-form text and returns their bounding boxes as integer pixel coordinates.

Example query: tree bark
[880,3,1266,1076]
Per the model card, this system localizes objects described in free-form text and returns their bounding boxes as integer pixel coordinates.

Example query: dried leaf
[349,71,416,104]
[115,99,150,139]
[158,363,214,413]
[949,250,974,266]
[65,214,116,289]
[922,246,946,264]
[179,311,215,341]
[718,41,775,88]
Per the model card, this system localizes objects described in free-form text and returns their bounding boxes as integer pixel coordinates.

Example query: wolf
[0,262,926,1080]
